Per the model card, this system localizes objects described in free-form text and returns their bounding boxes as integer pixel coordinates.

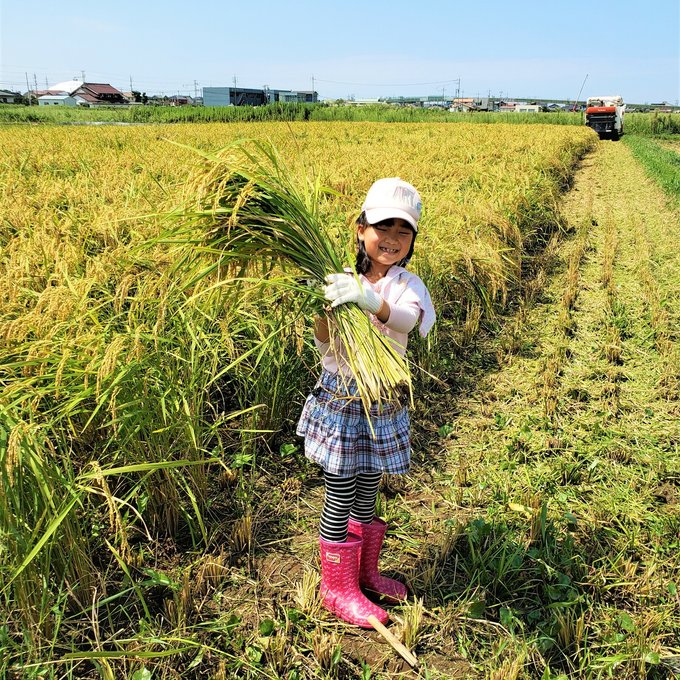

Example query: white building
[38,94,79,107]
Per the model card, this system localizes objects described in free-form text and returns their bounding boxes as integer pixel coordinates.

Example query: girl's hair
[354,212,416,275]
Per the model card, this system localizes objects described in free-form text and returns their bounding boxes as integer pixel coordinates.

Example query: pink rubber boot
[319,533,389,627]
[348,517,408,602]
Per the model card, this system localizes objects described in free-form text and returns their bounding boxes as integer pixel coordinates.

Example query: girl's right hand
[323,273,383,314]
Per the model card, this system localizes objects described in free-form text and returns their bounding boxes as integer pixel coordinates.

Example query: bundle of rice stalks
[166,139,411,415]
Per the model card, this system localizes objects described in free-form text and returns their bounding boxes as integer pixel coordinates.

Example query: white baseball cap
[362,177,422,233]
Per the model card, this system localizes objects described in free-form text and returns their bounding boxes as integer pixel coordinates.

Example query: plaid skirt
[296,370,411,477]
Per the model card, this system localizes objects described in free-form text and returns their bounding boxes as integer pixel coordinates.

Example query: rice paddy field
[0,119,678,679]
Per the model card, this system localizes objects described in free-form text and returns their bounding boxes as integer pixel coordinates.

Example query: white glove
[323,273,383,314]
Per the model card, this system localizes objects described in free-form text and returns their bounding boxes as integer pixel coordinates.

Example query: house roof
[49,80,126,98]
[50,79,84,95]
[73,92,100,104]
[31,89,68,97]
[77,83,125,96]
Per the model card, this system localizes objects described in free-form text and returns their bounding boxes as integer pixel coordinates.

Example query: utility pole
[81,70,86,82]
[233,75,237,88]
[311,74,315,96]
[194,80,199,98]
[33,74,38,95]
[573,73,588,111]
[451,78,460,109]
[25,72,32,104]
[130,75,134,93]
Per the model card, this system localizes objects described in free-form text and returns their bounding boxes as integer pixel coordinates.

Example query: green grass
[0,102,581,125]
[623,112,680,136]
[624,135,680,201]
[3,103,677,138]
[3,103,677,137]
[0,103,668,135]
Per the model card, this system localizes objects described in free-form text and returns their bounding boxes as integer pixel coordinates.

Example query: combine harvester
[584,96,625,140]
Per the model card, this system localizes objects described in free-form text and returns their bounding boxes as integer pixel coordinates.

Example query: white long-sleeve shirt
[314,266,436,377]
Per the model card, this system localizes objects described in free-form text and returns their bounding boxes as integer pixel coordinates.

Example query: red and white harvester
[585,96,625,140]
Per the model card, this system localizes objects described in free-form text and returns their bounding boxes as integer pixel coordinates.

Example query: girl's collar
[366,265,406,283]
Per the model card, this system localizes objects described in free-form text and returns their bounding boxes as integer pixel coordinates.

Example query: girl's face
[358,218,415,272]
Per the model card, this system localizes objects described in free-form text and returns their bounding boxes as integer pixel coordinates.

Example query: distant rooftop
[49,79,84,95]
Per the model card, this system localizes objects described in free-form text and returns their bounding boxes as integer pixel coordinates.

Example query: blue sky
[1,0,678,104]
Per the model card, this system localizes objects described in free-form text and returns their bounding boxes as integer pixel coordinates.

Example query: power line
[3,64,462,94]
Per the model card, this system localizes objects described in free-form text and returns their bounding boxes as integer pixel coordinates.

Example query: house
[651,103,674,113]
[26,89,67,101]
[449,97,491,112]
[0,89,20,104]
[267,89,297,103]
[265,89,317,104]
[515,104,540,113]
[167,94,193,106]
[48,79,128,106]
[71,83,128,106]
[38,94,79,107]
[449,98,477,112]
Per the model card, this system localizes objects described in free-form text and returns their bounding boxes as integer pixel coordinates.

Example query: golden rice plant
[0,121,599,672]
[165,139,412,415]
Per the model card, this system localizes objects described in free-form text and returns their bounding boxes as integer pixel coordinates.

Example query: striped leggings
[320,470,382,542]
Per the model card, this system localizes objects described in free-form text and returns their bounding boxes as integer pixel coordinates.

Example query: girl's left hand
[324,273,382,314]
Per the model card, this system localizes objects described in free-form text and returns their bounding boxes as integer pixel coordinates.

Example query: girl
[296,177,436,628]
